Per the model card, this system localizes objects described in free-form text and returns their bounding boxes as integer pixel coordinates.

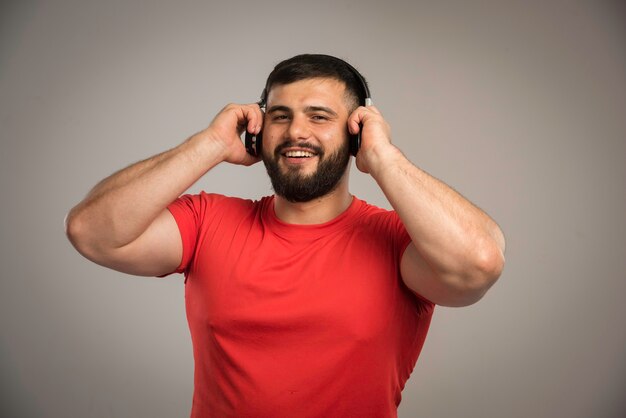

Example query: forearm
[66,130,225,250]
[369,145,505,283]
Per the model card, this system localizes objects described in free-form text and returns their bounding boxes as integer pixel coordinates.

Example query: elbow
[422,237,506,308]
[65,207,100,259]
[463,242,505,304]
[477,239,505,279]
[65,207,88,253]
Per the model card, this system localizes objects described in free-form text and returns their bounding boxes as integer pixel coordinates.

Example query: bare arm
[349,106,505,307]
[65,103,263,276]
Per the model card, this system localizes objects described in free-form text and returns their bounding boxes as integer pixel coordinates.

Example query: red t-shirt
[167,193,434,418]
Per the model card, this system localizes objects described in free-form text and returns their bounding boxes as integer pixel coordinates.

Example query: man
[66,54,505,417]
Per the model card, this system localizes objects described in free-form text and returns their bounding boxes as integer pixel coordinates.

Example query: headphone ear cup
[245,131,263,157]
[256,131,263,156]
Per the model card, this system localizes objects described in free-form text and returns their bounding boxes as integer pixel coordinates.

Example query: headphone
[245,59,371,157]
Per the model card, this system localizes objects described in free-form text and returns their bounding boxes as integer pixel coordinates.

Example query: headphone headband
[259,55,371,108]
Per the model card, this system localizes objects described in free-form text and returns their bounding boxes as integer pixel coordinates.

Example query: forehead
[266,78,350,111]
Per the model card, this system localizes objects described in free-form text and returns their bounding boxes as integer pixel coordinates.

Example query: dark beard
[263,140,350,203]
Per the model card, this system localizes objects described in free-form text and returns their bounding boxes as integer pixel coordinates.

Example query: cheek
[319,128,347,150]
[318,130,335,141]
[261,130,279,149]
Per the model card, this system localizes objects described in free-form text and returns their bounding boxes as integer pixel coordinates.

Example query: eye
[311,115,329,121]
[272,114,289,121]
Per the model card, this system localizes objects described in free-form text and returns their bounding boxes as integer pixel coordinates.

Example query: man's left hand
[348,105,400,175]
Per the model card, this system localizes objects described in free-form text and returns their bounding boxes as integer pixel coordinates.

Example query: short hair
[261,54,369,111]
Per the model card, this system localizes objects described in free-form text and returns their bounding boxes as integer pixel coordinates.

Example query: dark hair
[260,54,369,111]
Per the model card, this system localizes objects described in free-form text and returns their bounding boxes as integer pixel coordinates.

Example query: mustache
[274,141,323,156]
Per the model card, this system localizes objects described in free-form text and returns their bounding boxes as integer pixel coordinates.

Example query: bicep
[98,209,183,277]
[400,243,486,307]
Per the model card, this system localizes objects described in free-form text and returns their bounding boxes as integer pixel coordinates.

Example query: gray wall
[1,0,625,417]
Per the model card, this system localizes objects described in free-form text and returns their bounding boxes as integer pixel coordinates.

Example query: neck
[273,179,352,225]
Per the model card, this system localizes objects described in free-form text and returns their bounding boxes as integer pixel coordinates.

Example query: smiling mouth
[282,150,317,158]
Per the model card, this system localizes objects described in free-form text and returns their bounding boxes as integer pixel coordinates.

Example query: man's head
[259,54,369,203]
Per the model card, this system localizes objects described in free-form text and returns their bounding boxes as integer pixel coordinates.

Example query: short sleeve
[165,192,226,275]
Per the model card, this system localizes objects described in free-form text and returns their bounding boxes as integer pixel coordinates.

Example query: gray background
[1,0,625,417]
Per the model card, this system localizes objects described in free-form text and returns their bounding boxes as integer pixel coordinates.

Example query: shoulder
[175,192,266,209]
[352,197,403,228]
[168,192,270,226]
[343,197,408,248]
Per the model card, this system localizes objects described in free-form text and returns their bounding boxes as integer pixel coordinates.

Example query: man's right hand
[200,103,264,166]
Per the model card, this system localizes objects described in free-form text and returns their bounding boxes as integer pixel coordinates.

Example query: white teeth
[285,150,314,158]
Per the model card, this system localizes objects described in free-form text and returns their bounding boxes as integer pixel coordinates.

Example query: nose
[286,114,311,141]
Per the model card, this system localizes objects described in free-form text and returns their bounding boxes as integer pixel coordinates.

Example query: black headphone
[245,59,371,157]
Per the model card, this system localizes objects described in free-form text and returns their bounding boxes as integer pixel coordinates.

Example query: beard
[262,140,350,203]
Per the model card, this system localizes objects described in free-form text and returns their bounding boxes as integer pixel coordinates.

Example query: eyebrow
[304,106,338,117]
[266,105,291,114]
[266,105,338,117]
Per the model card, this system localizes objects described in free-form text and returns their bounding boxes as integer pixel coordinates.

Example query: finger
[348,116,360,135]
[348,106,376,134]
[348,107,365,134]
[240,104,263,135]
[228,103,260,135]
